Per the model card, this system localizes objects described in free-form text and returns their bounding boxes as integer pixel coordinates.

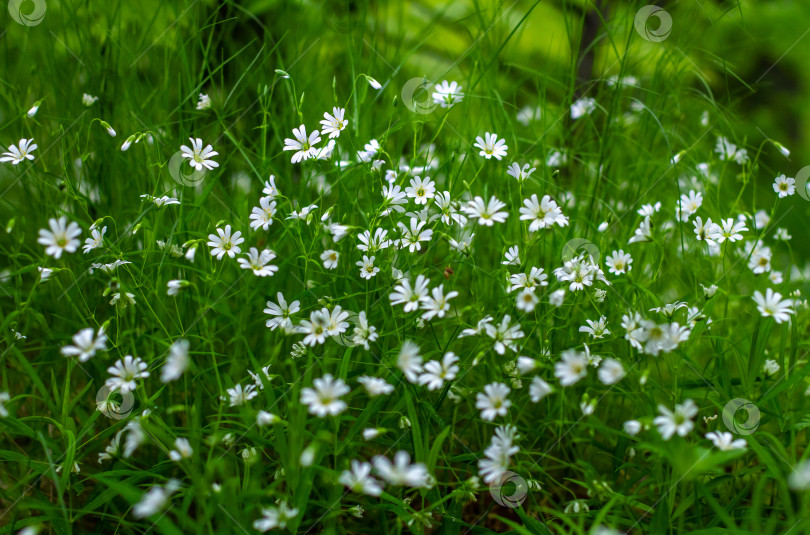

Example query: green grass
[1,0,810,533]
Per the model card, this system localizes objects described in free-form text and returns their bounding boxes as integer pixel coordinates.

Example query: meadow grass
[1,0,809,533]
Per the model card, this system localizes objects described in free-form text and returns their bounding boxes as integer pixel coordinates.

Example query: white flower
[169,438,193,461]
[555,349,588,386]
[357,255,379,280]
[419,352,460,390]
[396,219,433,252]
[1,138,37,164]
[789,460,810,490]
[132,480,179,519]
[773,174,795,198]
[529,377,552,402]
[763,359,780,376]
[196,93,211,110]
[358,376,394,396]
[380,183,408,216]
[32,269,51,285]
[705,431,746,451]
[518,356,538,374]
[339,460,383,496]
[161,339,189,383]
[519,194,569,231]
[225,384,258,406]
[484,315,524,354]
[82,226,106,254]
[237,247,278,276]
[653,399,698,440]
[264,293,300,332]
[373,451,431,488]
[405,175,436,205]
[324,305,351,337]
[476,382,511,421]
[283,124,321,163]
[357,139,380,162]
[141,194,180,207]
[638,202,661,217]
[109,292,136,307]
[421,284,458,320]
[167,279,188,296]
[579,316,610,339]
[82,94,99,106]
[390,275,430,313]
[752,288,794,323]
[715,136,748,163]
[300,374,350,417]
[515,289,539,312]
[320,107,348,139]
[506,162,536,182]
[397,340,423,383]
[253,501,299,532]
[249,197,277,230]
[288,202,318,221]
[570,97,596,119]
[605,250,632,275]
[675,190,703,221]
[473,132,508,160]
[516,105,542,125]
[432,80,464,108]
[357,228,392,253]
[180,137,219,171]
[27,101,41,117]
[709,218,747,243]
[502,246,520,265]
[38,217,81,259]
[296,309,330,346]
[351,311,378,350]
[367,77,382,90]
[207,225,244,259]
[105,355,149,394]
[597,358,625,385]
[61,327,107,362]
[257,410,280,426]
[628,216,652,244]
[462,195,508,226]
[321,249,339,269]
[623,420,641,435]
